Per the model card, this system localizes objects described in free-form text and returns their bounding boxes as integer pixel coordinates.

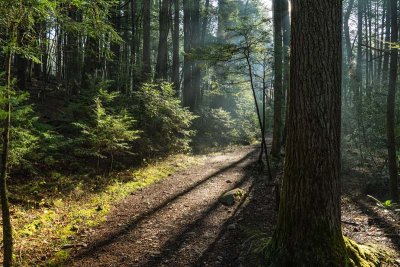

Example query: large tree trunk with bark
[268,0,349,265]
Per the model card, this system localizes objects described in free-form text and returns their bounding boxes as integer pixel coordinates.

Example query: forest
[0,0,399,266]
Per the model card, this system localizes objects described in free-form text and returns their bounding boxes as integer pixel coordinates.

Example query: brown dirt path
[68,146,267,267]
[66,145,400,267]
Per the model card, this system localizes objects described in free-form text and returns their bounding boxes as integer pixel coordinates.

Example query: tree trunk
[271,0,283,158]
[130,0,137,90]
[281,0,290,147]
[56,21,63,81]
[191,0,201,108]
[41,22,48,84]
[16,28,27,90]
[381,0,390,89]
[1,53,13,267]
[81,36,98,89]
[172,0,180,95]
[155,0,171,81]
[386,0,399,204]
[376,0,386,87]
[343,0,355,110]
[344,0,355,67]
[65,7,81,94]
[268,0,348,265]
[142,0,152,81]
[109,2,121,88]
[217,0,227,40]
[15,54,27,91]
[182,0,193,108]
[201,0,210,45]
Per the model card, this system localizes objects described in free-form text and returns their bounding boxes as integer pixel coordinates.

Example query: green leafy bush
[233,90,260,144]
[194,107,237,147]
[132,83,196,156]
[74,90,140,170]
[0,88,64,174]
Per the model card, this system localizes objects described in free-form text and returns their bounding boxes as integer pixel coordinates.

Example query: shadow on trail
[71,149,257,262]
[351,197,400,251]
[192,167,277,266]
[139,157,277,267]
[140,161,259,267]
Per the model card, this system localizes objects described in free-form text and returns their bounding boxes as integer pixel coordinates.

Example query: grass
[1,154,203,266]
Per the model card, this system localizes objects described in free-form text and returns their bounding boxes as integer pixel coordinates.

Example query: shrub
[74,91,140,171]
[132,83,196,156]
[194,107,238,148]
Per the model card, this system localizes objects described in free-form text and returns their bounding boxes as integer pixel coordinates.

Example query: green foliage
[0,0,56,62]
[234,90,262,144]
[194,107,237,147]
[367,195,399,209]
[0,78,63,174]
[60,0,122,56]
[8,95,40,171]
[240,227,272,266]
[194,86,260,150]
[75,96,140,169]
[132,83,196,156]
[345,236,395,266]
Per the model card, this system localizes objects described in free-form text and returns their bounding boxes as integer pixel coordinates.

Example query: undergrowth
[2,154,202,266]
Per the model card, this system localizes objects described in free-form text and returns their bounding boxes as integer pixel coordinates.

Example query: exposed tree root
[241,232,396,267]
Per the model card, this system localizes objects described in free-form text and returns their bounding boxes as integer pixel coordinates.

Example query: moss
[244,229,395,267]
[5,154,202,266]
[344,237,394,267]
[46,250,70,267]
[219,188,246,206]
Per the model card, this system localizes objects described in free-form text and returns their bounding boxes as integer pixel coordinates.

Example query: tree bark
[1,53,13,267]
[268,0,348,265]
[16,27,28,91]
[201,0,210,45]
[191,0,201,108]
[15,54,27,91]
[130,0,137,90]
[172,0,180,95]
[81,36,98,89]
[142,0,152,81]
[109,2,121,88]
[155,0,171,81]
[343,0,355,109]
[381,0,390,89]
[65,7,81,94]
[281,0,290,147]
[182,0,193,108]
[271,0,283,158]
[386,0,399,204]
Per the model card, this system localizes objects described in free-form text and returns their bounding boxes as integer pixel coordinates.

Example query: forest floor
[64,145,400,267]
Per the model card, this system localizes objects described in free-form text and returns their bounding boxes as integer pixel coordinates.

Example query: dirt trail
[66,146,400,267]
[69,146,266,267]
